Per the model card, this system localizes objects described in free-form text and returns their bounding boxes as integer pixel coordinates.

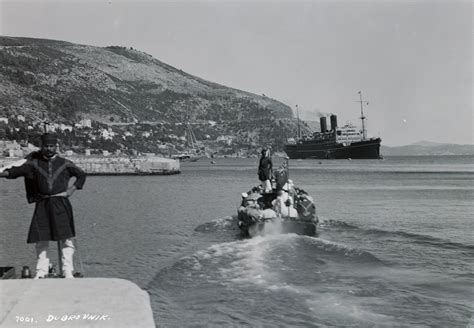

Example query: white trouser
[35,239,75,276]
[261,179,272,192]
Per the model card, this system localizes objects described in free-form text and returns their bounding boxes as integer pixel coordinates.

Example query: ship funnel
[330,114,338,131]
[320,117,327,133]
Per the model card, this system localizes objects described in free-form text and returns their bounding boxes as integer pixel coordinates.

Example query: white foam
[211,216,234,228]
[302,235,366,256]
[190,235,300,287]
[306,294,396,324]
[260,219,284,236]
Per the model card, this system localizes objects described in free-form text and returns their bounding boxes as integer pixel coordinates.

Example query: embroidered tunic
[6,155,86,243]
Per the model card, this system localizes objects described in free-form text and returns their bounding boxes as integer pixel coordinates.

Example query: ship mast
[296,104,301,139]
[358,91,369,140]
[42,112,49,133]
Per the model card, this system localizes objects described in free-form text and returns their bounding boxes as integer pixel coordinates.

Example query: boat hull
[237,204,318,238]
[284,138,381,159]
[245,219,317,238]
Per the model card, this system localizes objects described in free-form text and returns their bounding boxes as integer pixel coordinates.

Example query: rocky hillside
[0,36,300,154]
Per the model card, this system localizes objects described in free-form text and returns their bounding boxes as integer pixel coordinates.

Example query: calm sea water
[1,156,473,327]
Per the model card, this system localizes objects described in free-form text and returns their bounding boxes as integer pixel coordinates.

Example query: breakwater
[71,156,180,175]
[0,155,181,175]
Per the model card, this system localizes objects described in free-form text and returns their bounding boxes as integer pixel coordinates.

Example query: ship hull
[284,138,381,159]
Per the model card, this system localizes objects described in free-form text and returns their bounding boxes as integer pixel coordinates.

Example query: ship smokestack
[320,117,327,133]
[330,114,338,131]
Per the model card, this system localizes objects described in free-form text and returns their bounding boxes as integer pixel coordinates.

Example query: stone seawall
[0,156,181,175]
[70,156,180,175]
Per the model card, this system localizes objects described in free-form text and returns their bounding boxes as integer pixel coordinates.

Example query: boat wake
[194,216,236,233]
[151,232,384,289]
[319,218,474,251]
[150,219,472,327]
[364,228,474,251]
[148,233,392,326]
[248,218,285,237]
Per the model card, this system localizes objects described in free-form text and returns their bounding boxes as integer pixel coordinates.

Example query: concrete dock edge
[0,278,155,327]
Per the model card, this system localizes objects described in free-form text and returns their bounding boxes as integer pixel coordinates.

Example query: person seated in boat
[240,193,262,221]
[294,186,308,196]
[258,148,273,193]
[295,193,317,222]
[240,192,260,207]
[272,188,298,218]
[239,192,277,222]
[239,192,260,209]
[248,185,264,195]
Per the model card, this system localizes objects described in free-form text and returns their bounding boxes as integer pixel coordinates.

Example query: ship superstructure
[284,92,382,159]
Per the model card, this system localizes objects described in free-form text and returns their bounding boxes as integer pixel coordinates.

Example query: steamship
[284,92,382,159]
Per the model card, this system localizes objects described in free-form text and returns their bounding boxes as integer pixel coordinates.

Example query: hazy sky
[1,0,472,146]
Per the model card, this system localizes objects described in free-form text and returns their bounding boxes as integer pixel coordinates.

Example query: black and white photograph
[0,0,472,327]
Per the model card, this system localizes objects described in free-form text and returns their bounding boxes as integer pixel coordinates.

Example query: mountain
[0,36,299,154]
[409,141,450,147]
[381,142,474,156]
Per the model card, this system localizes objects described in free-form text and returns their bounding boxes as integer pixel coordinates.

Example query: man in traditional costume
[258,148,273,193]
[0,133,86,278]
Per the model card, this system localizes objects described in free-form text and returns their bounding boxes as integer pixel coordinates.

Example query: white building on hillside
[80,119,92,128]
[59,124,73,132]
[217,135,234,145]
[75,119,92,129]
[101,128,116,140]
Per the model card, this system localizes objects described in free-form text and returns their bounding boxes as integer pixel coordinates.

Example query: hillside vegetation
[0,36,302,155]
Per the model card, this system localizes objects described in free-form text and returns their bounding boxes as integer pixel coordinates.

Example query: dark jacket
[258,156,273,181]
[6,155,86,243]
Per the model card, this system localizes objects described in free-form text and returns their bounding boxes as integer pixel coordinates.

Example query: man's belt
[40,192,68,199]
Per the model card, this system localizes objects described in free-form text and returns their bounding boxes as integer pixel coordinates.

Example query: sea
[0,156,473,327]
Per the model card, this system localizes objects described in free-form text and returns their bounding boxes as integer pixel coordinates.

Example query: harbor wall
[70,156,180,175]
[0,155,181,175]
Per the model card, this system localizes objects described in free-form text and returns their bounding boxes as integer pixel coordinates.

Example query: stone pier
[0,278,156,327]
[0,155,181,175]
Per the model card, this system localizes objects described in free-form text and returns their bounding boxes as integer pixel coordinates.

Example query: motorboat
[237,181,318,237]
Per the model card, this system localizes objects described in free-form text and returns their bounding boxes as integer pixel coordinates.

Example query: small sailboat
[171,123,204,162]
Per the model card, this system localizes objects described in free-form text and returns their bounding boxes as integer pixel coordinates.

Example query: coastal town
[0,112,282,175]
[0,113,273,162]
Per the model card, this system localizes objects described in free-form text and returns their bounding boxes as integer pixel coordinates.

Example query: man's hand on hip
[66,185,77,197]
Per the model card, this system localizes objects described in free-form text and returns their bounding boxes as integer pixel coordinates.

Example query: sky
[0,0,472,146]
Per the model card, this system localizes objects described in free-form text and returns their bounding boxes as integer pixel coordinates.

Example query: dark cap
[40,133,58,145]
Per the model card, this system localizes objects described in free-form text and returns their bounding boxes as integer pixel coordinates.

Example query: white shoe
[33,273,46,280]
[64,271,74,279]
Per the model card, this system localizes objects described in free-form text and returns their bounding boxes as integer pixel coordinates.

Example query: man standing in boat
[258,147,273,193]
[0,133,86,279]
